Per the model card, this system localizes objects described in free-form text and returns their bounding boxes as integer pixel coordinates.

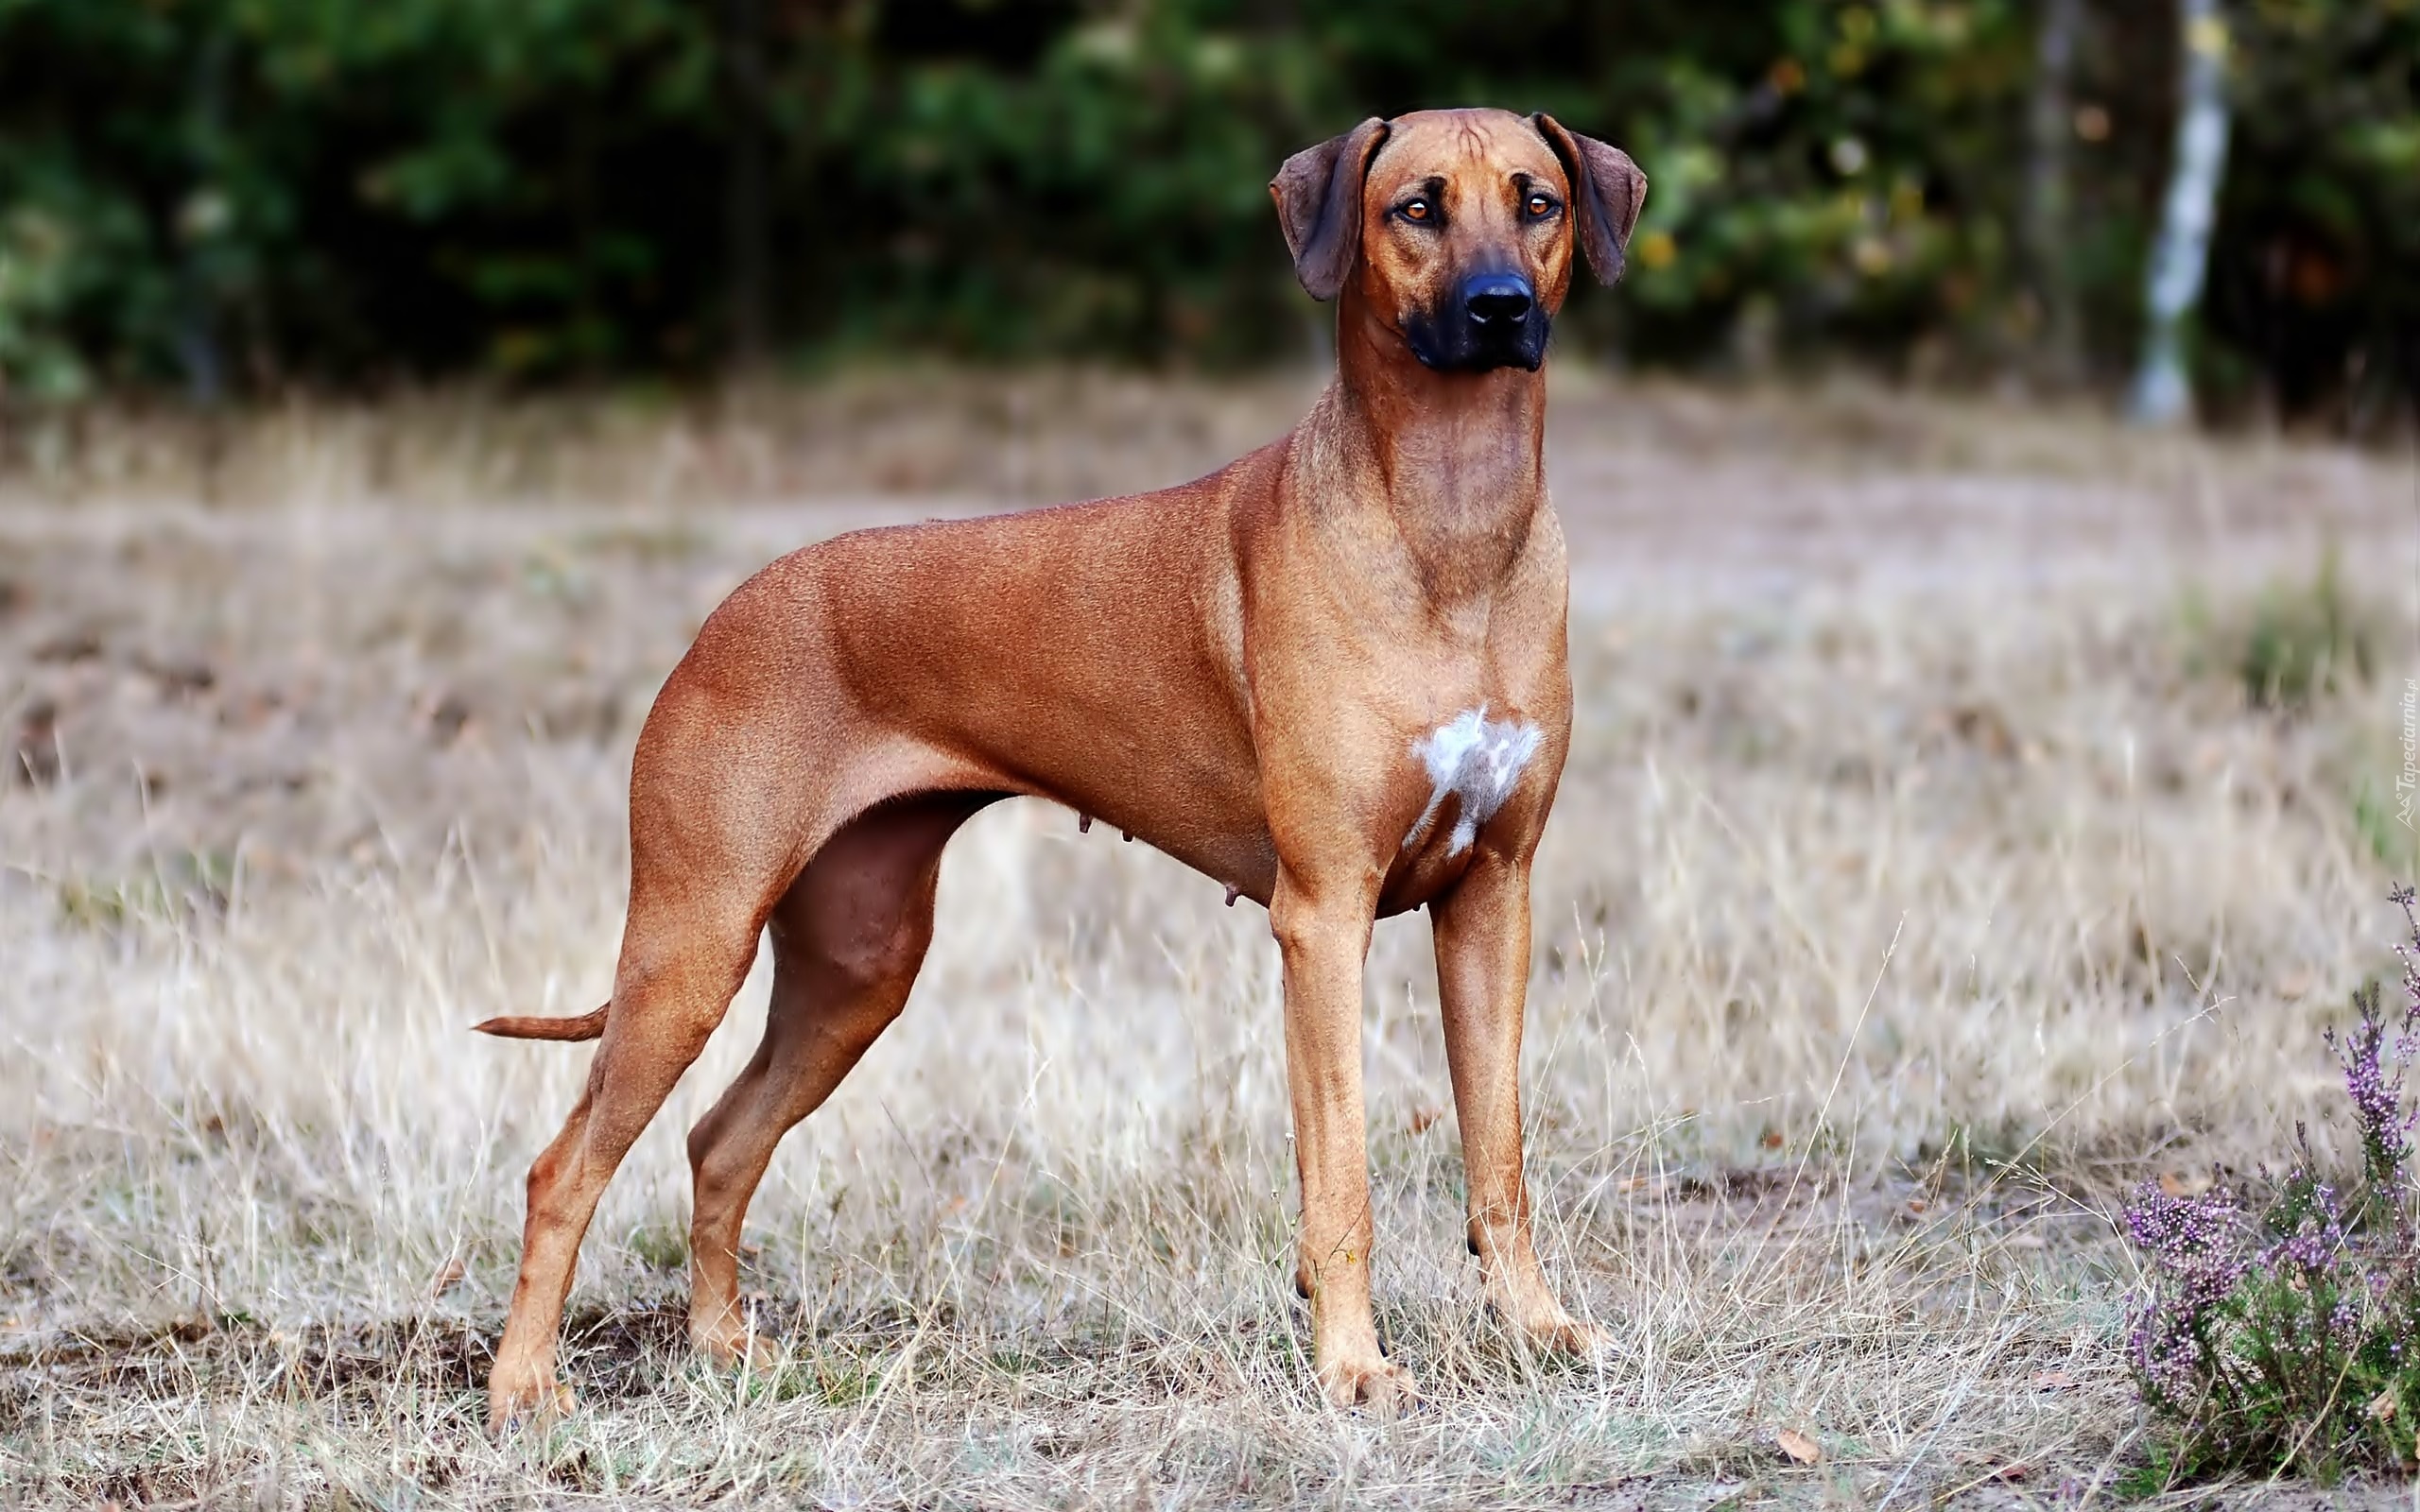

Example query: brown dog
[475,106,1645,1431]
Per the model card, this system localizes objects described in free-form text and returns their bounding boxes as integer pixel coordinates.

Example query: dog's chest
[1400,706,1543,857]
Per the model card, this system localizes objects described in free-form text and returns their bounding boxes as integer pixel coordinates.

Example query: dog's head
[1270,109,1646,374]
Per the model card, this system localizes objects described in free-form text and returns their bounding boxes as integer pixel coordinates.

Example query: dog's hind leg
[486,903,763,1432]
[486,759,804,1434]
[682,793,992,1365]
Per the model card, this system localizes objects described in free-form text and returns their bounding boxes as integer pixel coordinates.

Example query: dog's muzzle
[1407,271,1549,373]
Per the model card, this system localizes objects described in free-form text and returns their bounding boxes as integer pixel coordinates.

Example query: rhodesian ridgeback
[476,106,1645,1431]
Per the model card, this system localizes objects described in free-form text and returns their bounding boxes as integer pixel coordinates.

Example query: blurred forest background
[0,0,2413,433]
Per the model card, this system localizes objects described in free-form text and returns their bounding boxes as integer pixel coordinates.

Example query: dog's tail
[473,1003,609,1042]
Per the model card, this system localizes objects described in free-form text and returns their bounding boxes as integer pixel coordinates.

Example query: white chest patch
[1405,706,1543,856]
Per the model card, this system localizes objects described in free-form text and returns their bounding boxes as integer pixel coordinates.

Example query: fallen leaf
[1775,1427,1823,1466]
[1408,1106,1445,1135]
[427,1258,466,1298]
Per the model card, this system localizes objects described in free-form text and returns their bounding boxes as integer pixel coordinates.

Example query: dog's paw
[1523,1313,1616,1361]
[691,1326,784,1373]
[1318,1352,1418,1418]
[485,1379,579,1439]
[1484,1277,1616,1362]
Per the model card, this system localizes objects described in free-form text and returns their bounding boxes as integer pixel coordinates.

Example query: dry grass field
[2,369,2414,1506]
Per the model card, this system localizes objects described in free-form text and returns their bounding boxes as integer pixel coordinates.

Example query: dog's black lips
[1404,310,1551,373]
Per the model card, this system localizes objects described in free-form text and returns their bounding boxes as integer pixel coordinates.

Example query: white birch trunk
[2129,0,2234,424]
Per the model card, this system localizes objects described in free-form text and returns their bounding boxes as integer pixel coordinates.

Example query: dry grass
[1,370,2414,1506]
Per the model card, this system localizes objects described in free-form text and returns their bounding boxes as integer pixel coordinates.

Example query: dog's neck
[1325,293,1547,602]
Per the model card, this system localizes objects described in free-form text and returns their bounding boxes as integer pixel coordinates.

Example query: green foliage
[0,0,2413,411]
[0,0,716,390]
[2235,552,2377,710]
[2354,781,2415,876]
[2179,551,2379,712]
[0,202,89,400]
[1608,1,2031,369]
[625,1222,689,1272]
[54,849,237,933]
[2207,0,2420,428]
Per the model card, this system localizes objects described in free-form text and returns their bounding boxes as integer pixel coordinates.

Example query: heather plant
[2124,887,2420,1485]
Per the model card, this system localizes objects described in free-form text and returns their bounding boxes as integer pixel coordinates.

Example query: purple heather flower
[2118,891,2420,1478]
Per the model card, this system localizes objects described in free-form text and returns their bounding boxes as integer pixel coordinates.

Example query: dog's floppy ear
[1269,117,1391,301]
[1530,113,1648,284]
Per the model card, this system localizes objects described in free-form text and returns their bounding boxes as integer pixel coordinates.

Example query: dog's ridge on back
[477,107,1644,1435]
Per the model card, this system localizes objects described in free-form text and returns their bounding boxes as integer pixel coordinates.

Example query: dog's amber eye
[1398,199,1432,223]
[1526,194,1558,219]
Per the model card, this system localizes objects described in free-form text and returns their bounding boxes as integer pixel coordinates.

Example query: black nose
[1464,275,1533,327]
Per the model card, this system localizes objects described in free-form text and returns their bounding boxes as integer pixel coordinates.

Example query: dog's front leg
[1270,867,1416,1413]
[1432,850,1611,1358]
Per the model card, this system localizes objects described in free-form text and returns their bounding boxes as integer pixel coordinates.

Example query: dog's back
[648,438,1286,886]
